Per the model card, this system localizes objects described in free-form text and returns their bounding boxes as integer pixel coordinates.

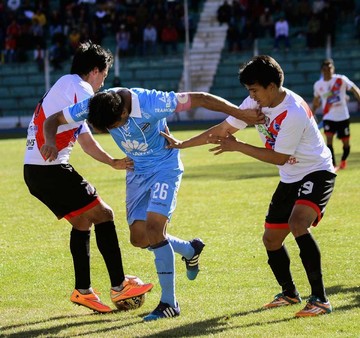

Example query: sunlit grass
[1,124,359,337]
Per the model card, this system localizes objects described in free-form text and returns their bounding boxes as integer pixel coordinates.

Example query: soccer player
[39,87,265,321]
[23,42,153,313]
[161,55,336,317]
[313,58,360,170]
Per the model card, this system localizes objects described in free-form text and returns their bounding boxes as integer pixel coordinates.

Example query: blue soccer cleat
[182,238,205,280]
[143,301,180,321]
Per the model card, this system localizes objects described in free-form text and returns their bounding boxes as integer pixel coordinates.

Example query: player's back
[24,74,94,165]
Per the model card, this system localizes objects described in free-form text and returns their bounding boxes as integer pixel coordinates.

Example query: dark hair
[70,41,113,75]
[321,58,334,68]
[88,91,124,132]
[238,55,284,88]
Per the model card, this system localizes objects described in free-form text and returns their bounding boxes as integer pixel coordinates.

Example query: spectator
[306,14,321,49]
[49,40,65,70]
[31,17,46,49]
[226,23,241,52]
[160,21,178,55]
[68,27,81,54]
[274,16,290,51]
[4,34,16,63]
[143,22,157,55]
[259,7,274,37]
[34,43,44,71]
[116,24,130,57]
[129,23,143,56]
[217,0,232,26]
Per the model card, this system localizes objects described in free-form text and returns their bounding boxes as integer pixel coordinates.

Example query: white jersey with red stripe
[226,88,334,183]
[24,74,93,165]
[313,74,354,121]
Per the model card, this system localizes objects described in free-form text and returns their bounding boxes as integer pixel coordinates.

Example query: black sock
[267,246,298,298]
[70,229,91,290]
[296,233,327,302]
[327,144,336,166]
[342,145,350,161]
[95,221,125,287]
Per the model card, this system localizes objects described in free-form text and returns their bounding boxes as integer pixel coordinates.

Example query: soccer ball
[115,293,146,311]
[114,275,147,311]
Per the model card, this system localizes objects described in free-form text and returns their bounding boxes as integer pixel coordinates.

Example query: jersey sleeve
[341,75,355,91]
[63,97,90,123]
[225,96,256,130]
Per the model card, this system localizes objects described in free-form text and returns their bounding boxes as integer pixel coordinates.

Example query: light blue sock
[153,241,176,307]
[167,234,194,259]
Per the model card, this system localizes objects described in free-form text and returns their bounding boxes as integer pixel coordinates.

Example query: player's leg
[167,234,205,281]
[323,120,336,166]
[291,170,336,317]
[337,119,350,169]
[23,164,114,312]
[263,181,302,308]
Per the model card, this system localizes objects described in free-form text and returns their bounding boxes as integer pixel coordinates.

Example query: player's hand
[160,126,183,149]
[111,157,134,171]
[40,144,58,162]
[207,131,241,155]
[240,108,265,125]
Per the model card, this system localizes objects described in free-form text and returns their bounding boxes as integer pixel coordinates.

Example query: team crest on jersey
[140,123,151,132]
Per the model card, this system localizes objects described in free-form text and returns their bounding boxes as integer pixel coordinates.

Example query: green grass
[0,124,359,337]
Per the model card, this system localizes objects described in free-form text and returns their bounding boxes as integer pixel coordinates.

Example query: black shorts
[265,170,336,229]
[24,164,99,219]
[323,119,350,139]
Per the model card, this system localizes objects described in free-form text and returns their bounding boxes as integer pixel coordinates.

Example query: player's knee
[130,236,148,248]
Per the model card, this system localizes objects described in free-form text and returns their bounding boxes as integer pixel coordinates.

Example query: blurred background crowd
[1,0,360,70]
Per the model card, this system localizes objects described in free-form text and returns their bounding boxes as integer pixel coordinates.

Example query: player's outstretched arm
[161,121,239,149]
[186,92,265,125]
[40,111,68,161]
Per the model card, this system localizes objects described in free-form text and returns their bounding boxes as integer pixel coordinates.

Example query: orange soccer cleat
[295,296,332,317]
[263,292,302,309]
[70,289,112,313]
[110,275,153,304]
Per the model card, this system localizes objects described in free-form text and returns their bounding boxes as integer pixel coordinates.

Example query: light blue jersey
[64,87,184,174]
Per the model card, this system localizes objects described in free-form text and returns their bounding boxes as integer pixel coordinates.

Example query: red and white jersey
[313,74,354,121]
[226,88,334,183]
[24,74,93,165]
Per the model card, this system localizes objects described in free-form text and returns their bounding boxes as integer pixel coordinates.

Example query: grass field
[0,124,359,337]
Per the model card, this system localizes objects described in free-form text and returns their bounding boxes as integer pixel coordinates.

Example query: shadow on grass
[0,311,141,338]
[2,284,359,337]
[327,285,360,311]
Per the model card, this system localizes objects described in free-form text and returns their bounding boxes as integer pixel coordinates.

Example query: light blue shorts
[126,167,183,225]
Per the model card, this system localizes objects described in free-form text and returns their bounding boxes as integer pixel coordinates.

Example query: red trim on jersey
[323,77,343,116]
[265,110,287,149]
[264,222,289,229]
[34,105,79,160]
[63,197,101,220]
[301,100,314,118]
[295,199,321,226]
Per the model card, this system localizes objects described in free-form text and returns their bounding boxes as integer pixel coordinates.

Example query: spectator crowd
[0,0,358,69]
[0,0,201,68]
[217,0,357,53]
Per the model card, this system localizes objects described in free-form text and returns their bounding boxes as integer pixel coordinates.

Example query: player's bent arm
[312,95,321,113]
[209,135,290,165]
[350,85,360,102]
[185,92,264,125]
[40,111,69,161]
[78,133,133,170]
